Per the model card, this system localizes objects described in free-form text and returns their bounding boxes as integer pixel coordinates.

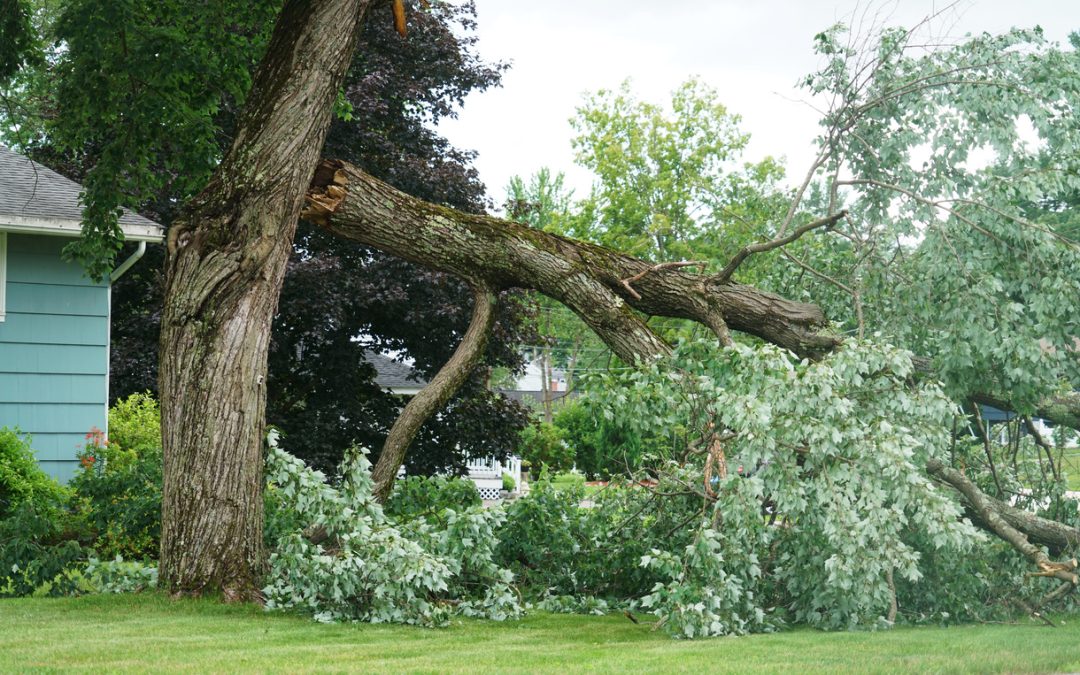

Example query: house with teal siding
[0,146,163,481]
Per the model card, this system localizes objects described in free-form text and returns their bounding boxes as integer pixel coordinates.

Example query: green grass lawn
[2,594,1080,673]
[1060,449,1080,490]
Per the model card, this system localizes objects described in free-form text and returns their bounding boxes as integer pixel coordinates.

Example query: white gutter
[110,241,147,282]
[0,215,164,242]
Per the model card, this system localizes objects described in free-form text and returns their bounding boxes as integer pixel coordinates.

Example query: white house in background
[363,351,523,500]
[514,360,567,393]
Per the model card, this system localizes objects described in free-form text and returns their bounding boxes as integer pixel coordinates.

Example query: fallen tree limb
[303,160,841,363]
[303,161,1080,432]
[926,458,1080,585]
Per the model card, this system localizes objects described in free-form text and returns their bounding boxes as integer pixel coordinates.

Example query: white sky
[436,0,1080,207]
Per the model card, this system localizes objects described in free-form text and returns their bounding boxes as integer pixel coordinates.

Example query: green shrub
[552,400,667,479]
[0,429,90,598]
[384,475,481,522]
[0,428,69,519]
[107,393,162,457]
[518,421,574,473]
[70,394,163,560]
[496,477,669,603]
[0,502,87,597]
[501,472,516,492]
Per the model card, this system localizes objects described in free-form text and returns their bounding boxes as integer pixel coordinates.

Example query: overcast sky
[436,0,1080,208]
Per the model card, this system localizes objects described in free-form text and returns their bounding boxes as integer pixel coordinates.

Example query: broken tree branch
[926,458,1080,585]
[304,161,1080,432]
[370,281,499,503]
[304,160,838,361]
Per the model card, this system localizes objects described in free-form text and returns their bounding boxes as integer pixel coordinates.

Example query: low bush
[0,428,69,519]
[518,421,574,474]
[0,429,87,597]
[0,502,87,597]
[70,394,163,560]
[384,475,481,522]
[495,474,699,608]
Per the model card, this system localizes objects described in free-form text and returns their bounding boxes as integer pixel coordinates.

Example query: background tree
[569,78,786,267]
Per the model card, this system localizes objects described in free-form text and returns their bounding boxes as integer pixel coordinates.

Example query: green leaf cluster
[263,436,521,626]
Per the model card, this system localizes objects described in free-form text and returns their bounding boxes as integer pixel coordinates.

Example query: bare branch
[716,210,848,283]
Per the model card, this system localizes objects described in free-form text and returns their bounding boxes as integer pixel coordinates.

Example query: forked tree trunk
[158,0,371,597]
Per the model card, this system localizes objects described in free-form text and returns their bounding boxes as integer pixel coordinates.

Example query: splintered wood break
[303,160,350,226]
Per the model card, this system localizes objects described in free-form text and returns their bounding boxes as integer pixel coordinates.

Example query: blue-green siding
[0,233,109,482]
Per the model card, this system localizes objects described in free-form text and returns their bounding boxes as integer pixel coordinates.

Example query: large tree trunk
[158,0,371,597]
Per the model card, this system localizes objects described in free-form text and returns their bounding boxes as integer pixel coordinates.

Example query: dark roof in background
[0,145,163,239]
[362,351,580,402]
[363,351,428,390]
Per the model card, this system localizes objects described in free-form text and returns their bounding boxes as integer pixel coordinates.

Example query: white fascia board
[385,387,423,396]
[0,215,164,242]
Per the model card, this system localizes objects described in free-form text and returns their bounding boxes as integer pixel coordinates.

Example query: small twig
[1013,598,1058,628]
[715,211,848,283]
[618,261,707,301]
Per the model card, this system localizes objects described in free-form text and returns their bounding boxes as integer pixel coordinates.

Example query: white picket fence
[465,455,523,500]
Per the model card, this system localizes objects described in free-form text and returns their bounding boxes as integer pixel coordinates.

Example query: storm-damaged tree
[3,1,1079,601]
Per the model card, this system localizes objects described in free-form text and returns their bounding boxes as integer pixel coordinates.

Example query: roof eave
[0,214,165,242]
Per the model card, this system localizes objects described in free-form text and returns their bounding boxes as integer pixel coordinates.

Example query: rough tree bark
[158,0,372,597]
[303,161,841,364]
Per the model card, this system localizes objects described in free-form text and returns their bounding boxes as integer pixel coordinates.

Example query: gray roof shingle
[362,351,429,390]
[0,145,163,240]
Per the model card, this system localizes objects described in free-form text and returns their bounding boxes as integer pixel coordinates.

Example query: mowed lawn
[1061,449,1080,490]
[2,594,1080,673]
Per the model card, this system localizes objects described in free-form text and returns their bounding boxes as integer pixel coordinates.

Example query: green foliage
[495,477,698,604]
[83,557,158,594]
[771,25,1080,415]
[0,0,38,79]
[107,392,162,458]
[501,472,516,492]
[894,529,1033,625]
[384,475,481,522]
[518,421,574,474]
[589,339,979,629]
[0,502,86,597]
[70,394,163,560]
[19,0,279,279]
[263,436,521,626]
[553,397,672,479]
[0,428,69,520]
[569,77,785,267]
